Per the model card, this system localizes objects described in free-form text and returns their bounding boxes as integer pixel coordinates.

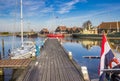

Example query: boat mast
[20,0,23,47]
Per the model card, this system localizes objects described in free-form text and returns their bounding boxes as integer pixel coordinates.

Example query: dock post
[2,39,5,58]
[0,68,4,75]
[60,41,62,45]
[31,53,36,60]
[81,66,90,81]
[68,51,72,60]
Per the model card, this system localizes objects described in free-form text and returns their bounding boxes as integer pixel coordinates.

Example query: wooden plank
[0,59,31,68]
[46,50,51,81]
[37,54,45,81]
[41,53,49,81]
[58,46,72,81]
[54,51,61,81]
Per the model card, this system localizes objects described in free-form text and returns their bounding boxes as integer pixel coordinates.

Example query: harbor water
[0,36,120,80]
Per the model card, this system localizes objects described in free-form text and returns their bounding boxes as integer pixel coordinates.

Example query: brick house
[97,21,120,34]
[55,26,67,33]
[66,27,82,34]
[71,27,82,33]
[40,28,49,34]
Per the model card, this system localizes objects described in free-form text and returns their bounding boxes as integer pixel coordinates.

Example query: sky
[0,0,120,32]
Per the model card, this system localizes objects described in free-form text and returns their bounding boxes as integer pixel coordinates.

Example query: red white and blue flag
[99,34,115,81]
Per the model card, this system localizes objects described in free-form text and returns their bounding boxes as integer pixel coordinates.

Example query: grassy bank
[72,33,120,39]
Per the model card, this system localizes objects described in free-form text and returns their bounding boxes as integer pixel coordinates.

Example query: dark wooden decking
[0,59,31,68]
[22,38,85,81]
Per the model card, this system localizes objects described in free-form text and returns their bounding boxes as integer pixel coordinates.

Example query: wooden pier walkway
[19,38,85,81]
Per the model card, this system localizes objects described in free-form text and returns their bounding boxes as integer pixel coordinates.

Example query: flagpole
[103,32,116,56]
[117,21,119,32]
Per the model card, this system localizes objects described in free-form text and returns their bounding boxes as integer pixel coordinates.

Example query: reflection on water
[63,38,120,53]
[63,38,120,79]
[0,69,24,81]
[0,36,120,80]
[0,68,13,81]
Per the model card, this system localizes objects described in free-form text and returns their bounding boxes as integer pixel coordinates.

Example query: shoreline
[72,33,120,39]
[73,37,120,39]
[1,34,120,40]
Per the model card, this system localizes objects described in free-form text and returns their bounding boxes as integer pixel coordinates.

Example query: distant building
[65,27,82,34]
[82,25,98,34]
[55,26,67,33]
[66,28,71,34]
[97,21,120,34]
[82,29,98,34]
[40,28,49,34]
[71,27,82,33]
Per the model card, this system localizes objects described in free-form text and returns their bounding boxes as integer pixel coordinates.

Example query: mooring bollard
[44,38,47,43]
[68,51,72,60]
[81,66,90,81]
[60,41,62,45]
[31,52,36,60]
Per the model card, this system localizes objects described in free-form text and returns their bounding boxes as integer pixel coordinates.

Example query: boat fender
[109,57,119,68]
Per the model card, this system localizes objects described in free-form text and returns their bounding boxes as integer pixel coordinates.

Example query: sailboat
[10,0,36,59]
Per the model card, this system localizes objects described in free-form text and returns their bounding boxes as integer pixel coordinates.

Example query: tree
[82,20,92,30]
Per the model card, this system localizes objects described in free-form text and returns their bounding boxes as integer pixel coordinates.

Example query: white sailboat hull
[11,49,36,59]
[10,41,37,59]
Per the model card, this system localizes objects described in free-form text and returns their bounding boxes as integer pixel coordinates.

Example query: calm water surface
[63,38,120,79]
[63,39,101,79]
[0,36,120,80]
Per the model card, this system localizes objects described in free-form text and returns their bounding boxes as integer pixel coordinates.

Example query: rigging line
[12,0,18,50]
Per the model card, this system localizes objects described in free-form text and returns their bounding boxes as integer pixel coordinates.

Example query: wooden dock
[0,59,31,68]
[18,38,85,81]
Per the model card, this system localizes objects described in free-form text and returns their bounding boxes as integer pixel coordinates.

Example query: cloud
[0,0,87,17]
[94,3,120,8]
[23,0,45,11]
[40,7,54,13]
[27,5,40,11]
[58,0,87,14]
[24,0,45,6]
[22,0,54,17]
[0,0,20,17]
[54,4,120,27]
[91,3,120,16]
[0,0,46,17]
[0,0,18,9]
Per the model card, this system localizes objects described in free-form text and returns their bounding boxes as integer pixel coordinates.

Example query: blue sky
[0,0,120,32]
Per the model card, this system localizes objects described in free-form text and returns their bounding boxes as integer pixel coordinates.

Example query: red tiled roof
[57,26,67,31]
[41,28,49,32]
[98,21,120,29]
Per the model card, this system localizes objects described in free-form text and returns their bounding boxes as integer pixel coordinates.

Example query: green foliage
[0,32,9,35]
[82,20,92,30]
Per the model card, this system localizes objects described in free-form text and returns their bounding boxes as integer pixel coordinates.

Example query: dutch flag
[99,34,115,81]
